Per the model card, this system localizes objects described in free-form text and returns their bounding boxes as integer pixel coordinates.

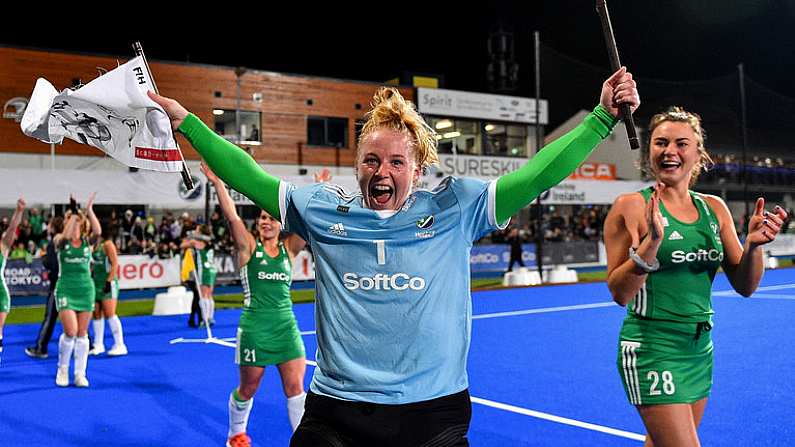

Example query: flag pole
[132,42,195,190]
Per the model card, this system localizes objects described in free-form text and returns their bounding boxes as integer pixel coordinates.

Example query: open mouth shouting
[370,183,394,208]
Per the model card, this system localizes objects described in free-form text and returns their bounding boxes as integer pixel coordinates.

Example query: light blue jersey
[279,176,507,404]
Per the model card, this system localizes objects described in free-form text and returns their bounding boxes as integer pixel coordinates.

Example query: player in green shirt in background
[0,198,26,364]
[203,163,309,447]
[54,193,101,387]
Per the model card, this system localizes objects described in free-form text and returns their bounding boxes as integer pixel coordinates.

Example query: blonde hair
[642,106,714,186]
[357,87,440,171]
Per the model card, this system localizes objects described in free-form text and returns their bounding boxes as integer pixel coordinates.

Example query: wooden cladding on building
[0,47,414,166]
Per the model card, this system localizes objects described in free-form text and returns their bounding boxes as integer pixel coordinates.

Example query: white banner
[539,180,654,205]
[417,88,548,125]
[0,168,650,208]
[20,57,182,172]
[433,154,527,178]
[116,255,181,289]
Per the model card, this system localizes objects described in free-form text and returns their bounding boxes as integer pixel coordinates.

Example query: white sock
[92,318,105,349]
[58,334,76,369]
[228,390,254,438]
[73,336,89,377]
[208,299,215,320]
[287,391,306,431]
[107,315,125,346]
[199,299,211,323]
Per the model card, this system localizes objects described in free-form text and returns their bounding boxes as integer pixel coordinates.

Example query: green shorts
[617,317,713,405]
[0,286,9,313]
[94,279,119,301]
[200,270,217,287]
[55,285,96,313]
[235,310,305,367]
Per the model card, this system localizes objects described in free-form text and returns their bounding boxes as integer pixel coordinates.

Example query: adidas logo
[668,230,684,241]
[328,223,347,236]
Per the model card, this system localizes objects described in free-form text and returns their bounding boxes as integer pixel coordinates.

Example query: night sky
[3,1,794,130]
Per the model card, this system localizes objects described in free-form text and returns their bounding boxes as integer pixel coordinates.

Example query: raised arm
[60,213,81,247]
[201,163,255,265]
[104,240,119,282]
[85,193,101,244]
[147,92,281,219]
[495,68,639,223]
[707,195,788,297]
[1,198,25,255]
[180,238,197,250]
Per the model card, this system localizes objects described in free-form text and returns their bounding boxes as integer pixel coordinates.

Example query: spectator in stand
[9,242,27,260]
[121,209,135,251]
[180,213,197,241]
[144,216,157,242]
[170,213,182,242]
[210,209,227,242]
[29,207,44,246]
[108,209,123,249]
[142,239,158,258]
[159,214,174,245]
[131,214,145,244]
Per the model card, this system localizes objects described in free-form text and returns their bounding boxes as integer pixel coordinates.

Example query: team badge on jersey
[255,251,263,258]
[416,215,434,229]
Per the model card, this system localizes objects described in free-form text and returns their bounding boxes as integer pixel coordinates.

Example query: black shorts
[290,389,472,447]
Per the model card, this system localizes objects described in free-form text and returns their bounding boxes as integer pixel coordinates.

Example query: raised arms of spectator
[1,198,25,256]
[201,163,256,267]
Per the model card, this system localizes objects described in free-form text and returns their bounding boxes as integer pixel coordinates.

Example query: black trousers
[32,287,59,354]
[507,252,525,271]
[291,389,471,447]
[186,280,201,326]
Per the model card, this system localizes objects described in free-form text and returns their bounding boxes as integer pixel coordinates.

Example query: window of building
[213,110,261,144]
[483,122,529,157]
[426,116,529,158]
[307,116,349,148]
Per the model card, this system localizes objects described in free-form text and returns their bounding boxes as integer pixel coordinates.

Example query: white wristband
[629,247,660,273]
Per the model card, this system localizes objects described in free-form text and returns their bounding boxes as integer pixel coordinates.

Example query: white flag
[20,56,183,172]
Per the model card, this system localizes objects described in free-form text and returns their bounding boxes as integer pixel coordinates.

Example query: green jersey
[0,252,9,313]
[56,238,93,293]
[628,188,723,323]
[92,242,110,284]
[236,239,304,366]
[240,240,293,317]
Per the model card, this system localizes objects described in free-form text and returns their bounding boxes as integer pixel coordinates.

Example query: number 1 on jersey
[373,240,386,265]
